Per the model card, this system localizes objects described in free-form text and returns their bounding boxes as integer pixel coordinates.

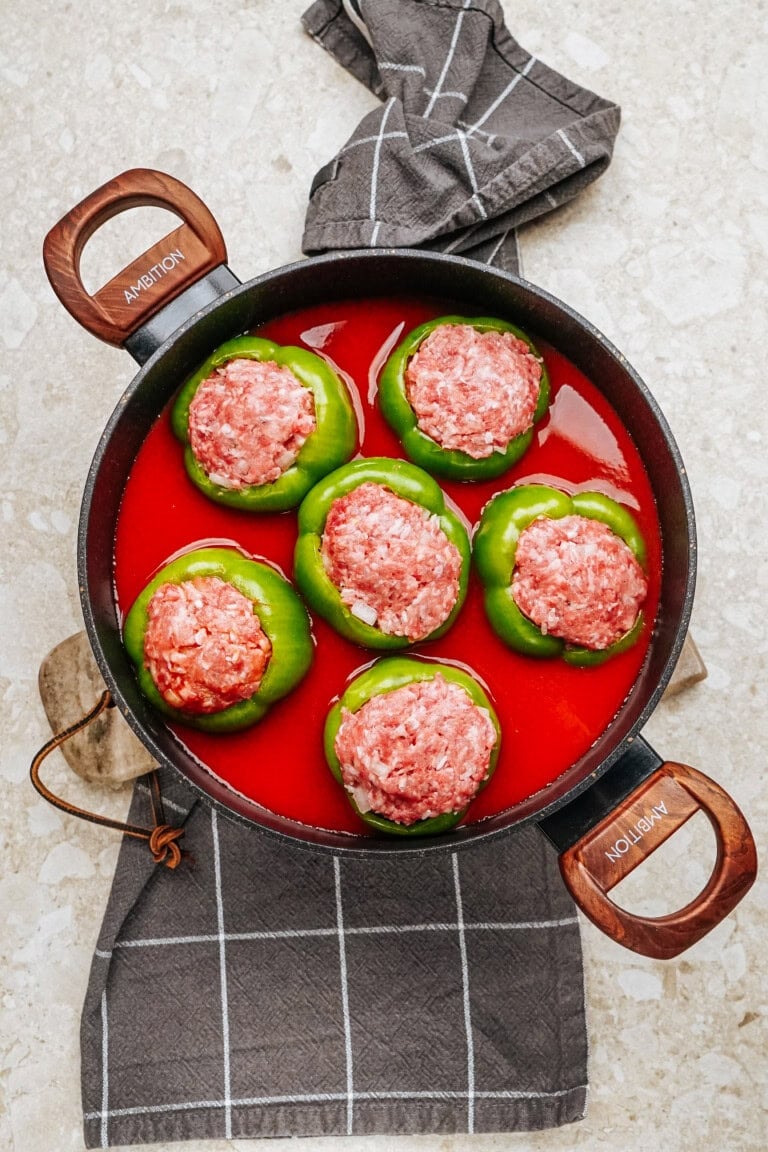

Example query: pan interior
[79,251,695,854]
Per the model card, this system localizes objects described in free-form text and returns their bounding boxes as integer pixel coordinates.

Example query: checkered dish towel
[302,0,621,274]
[82,771,587,1147]
[79,1,626,1144]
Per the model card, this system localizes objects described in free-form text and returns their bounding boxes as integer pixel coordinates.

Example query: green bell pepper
[294,457,471,649]
[123,547,313,731]
[323,656,501,836]
[171,335,357,511]
[473,484,648,666]
[378,314,550,480]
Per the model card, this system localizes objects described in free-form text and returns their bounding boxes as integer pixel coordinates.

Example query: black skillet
[42,168,757,958]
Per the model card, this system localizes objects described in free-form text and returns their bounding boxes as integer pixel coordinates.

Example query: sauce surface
[113,298,662,834]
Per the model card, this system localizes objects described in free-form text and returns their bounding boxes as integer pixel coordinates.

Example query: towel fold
[302,0,620,275]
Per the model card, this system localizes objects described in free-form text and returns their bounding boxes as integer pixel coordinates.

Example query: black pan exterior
[78,250,696,855]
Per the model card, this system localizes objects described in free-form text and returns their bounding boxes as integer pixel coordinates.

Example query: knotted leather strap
[30,690,184,869]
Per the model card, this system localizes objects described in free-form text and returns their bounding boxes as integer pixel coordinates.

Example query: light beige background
[1,1,766,1150]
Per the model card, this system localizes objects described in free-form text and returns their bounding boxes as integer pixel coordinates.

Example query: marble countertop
[2,1,766,1149]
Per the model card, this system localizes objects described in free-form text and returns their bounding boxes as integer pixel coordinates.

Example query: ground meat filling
[188,358,316,489]
[320,482,462,641]
[334,675,496,825]
[511,515,649,650]
[143,576,272,713]
[404,324,542,458]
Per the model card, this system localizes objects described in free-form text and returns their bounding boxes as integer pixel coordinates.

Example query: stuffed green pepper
[324,656,501,835]
[123,547,313,731]
[294,457,471,649]
[378,314,549,480]
[474,485,649,666]
[171,335,357,511]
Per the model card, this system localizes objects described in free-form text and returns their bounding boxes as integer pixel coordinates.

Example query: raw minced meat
[404,323,542,458]
[187,358,316,488]
[143,576,272,713]
[511,515,648,649]
[320,482,462,641]
[334,674,496,824]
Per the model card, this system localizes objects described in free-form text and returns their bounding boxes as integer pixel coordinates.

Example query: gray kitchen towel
[302,0,621,274]
[81,768,587,1147]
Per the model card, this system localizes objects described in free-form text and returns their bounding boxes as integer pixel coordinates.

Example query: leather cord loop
[30,690,185,869]
[147,823,185,868]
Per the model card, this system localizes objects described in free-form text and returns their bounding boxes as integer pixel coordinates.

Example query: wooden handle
[559,762,757,959]
[43,168,227,346]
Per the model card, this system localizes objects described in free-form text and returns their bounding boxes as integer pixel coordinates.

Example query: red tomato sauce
[113,297,662,834]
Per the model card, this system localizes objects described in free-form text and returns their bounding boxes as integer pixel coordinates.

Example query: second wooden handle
[559,762,757,959]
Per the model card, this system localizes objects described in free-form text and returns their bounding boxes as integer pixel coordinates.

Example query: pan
[41,167,757,959]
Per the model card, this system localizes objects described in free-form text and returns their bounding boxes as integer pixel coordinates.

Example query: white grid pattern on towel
[452,854,475,1133]
[337,36,544,245]
[334,856,355,1135]
[369,96,397,244]
[557,128,585,167]
[464,56,536,136]
[89,832,580,1137]
[100,991,109,1148]
[341,130,409,154]
[84,1082,587,1123]
[455,129,487,218]
[92,915,578,960]
[423,0,472,118]
[422,86,469,106]
[379,61,426,76]
[211,809,233,1139]
[345,101,497,246]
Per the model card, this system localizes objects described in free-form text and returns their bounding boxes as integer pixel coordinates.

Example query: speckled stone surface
[2,1,766,1150]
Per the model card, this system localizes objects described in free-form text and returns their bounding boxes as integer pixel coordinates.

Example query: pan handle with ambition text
[555,759,757,959]
[43,167,227,347]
